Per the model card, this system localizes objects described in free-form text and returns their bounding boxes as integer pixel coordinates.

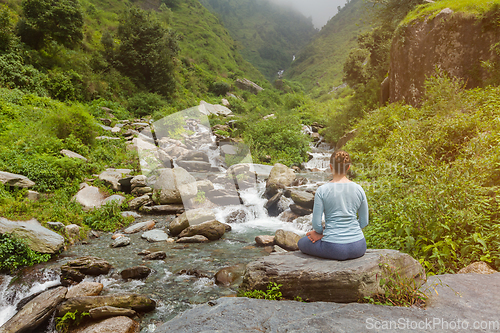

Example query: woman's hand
[306,230,323,243]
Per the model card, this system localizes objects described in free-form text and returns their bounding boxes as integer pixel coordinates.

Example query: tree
[19,0,83,49]
[113,7,179,97]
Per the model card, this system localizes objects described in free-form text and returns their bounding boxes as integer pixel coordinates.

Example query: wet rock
[111,236,131,248]
[57,294,156,317]
[88,307,137,320]
[265,164,296,197]
[98,168,132,192]
[255,235,275,246]
[141,229,170,242]
[264,191,282,210]
[289,204,313,216]
[103,194,127,205]
[60,149,87,161]
[128,194,151,210]
[0,217,65,254]
[61,256,112,285]
[124,220,156,234]
[0,171,35,188]
[215,264,245,286]
[274,229,301,251]
[121,266,152,280]
[240,249,426,303]
[458,261,498,274]
[72,184,107,211]
[176,235,210,243]
[143,251,167,260]
[153,167,198,204]
[169,208,216,236]
[177,269,211,279]
[226,209,248,223]
[66,282,103,298]
[140,204,184,214]
[178,220,226,241]
[289,190,314,209]
[0,286,67,333]
[278,209,299,222]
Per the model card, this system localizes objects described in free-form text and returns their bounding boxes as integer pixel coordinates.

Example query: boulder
[123,220,156,234]
[289,204,313,216]
[67,316,139,333]
[98,169,132,192]
[121,266,151,280]
[176,160,212,172]
[103,194,126,205]
[65,224,81,244]
[273,245,288,253]
[141,229,170,242]
[255,235,275,246]
[121,211,141,219]
[110,236,131,248]
[131,186,152,196]
[265,164,296,197]
[458,261,498,274]
[198,100,233,116]
[128,194,151,210]
[274,229,301,251]
[140,204,184,214]
[169,208,216,236]
[176,235,210,243]
[206,188,242,206]
[130,175,147,189]
[196,180,214,193]
[60,256,112,285]
[0,171,35,188]
[289,190,314,209]
[60,149,87,161]
[153,167,197,204]
[0,286,67,333]
[25,190,40,201]
[143,251,167,260]
[215,264,246,287]
[88,307,137,320]
[240,249,426,303]
[178,220,226,241]
[226,209,248,224]
[66,282,103,298]
[73,184,107,211]
[278,210,299,222]
[178,150,209,162]
[0,218,64,254]
[235,78,264,95]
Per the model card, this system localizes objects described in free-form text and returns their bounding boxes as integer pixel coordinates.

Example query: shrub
[83,201,131,232]
[242,282,283,300]
[127,92,167,117]
[210,81,230,96]
[44,103,96,146]
[0,233,51,272]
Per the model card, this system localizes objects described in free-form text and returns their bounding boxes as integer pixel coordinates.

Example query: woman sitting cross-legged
[298,150,368,260]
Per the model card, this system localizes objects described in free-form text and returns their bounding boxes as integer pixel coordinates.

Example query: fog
[270,0,349,29]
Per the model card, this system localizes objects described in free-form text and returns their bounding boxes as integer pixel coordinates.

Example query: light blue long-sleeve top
[311,181,369,244]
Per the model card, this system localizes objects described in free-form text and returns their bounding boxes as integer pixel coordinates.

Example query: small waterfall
[302,124,334,171]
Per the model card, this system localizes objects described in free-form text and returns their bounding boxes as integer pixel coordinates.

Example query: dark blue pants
[297,237,367,260]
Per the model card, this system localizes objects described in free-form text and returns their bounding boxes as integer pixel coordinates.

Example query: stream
[0,112,334,332]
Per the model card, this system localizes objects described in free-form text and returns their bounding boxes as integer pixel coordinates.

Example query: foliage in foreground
[0,233,51,272]
[347,73,500,274]
[241,282,283,300]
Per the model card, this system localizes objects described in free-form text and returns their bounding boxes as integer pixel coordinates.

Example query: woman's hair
[330,150,351,175]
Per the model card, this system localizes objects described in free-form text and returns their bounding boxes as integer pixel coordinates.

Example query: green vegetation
[200,0,317,80]
[242,282,283,300]
[56,310,90,333]
[362,263,427,307]
[348,73,500,274]
[0,233,51,272]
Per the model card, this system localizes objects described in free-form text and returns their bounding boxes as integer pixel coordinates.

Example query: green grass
[402,0,500,25]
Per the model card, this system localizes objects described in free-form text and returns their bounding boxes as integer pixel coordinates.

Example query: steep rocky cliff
[389,8,500,106]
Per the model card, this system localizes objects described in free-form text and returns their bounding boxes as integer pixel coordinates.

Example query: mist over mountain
[269,0,349,28]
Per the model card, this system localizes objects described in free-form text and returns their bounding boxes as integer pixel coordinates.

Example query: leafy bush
[242,282,283,300]
[0,233,51,272]
[0,53,48,95]
[127,92,166,117]
[210,81,230,96]
[83,201,131,232]
[44,103,96,146]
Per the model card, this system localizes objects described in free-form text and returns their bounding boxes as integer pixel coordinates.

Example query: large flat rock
[0,171,35,188]
[240,249,425,302]
[157,273,500,333]
[0,218,64,254]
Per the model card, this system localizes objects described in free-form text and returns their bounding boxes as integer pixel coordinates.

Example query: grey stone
[128,194,151,210]
[255,235,274,246]
[153,167,198,204]
[65,224,81,243]
[235,78,263,95]
[60,149,88,161]
[273,245,288,253]
[60,256,112,285]
[95,135,120,140]
[72,184,107,211]
[176,235,210,243]
[98,123,113,131]
[103,194,126,205]
[169,208,216,236]
[72,316,139,333]
[0,171,35,188]
[0,286,67,333]
[124,220,156,234]
[88,306,136,320]
[289,203,313,216]
[274,229,301,251]
[0,218,64,254]
[176,160,212,172]
[265,164,295,197]
[143,251,167,260]
[141,229,170,242]
[46,221,65,231]
[66,282,103,298]
[98,168,132,191]
[111,236,131,248]
[140,204,184,214]
[57,293,156,316]
[240,250,426,303]
[198,100,233,116]
[289,189,314,209]
[121,211,141,218]
[130,175,147,189]
[178,220,226,241]
[25,190,40,201]
[131,186,152,196]
[195,179,214,192]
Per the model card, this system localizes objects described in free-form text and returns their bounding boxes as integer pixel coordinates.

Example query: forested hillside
[285,0,370,97]
[199,0,317,80]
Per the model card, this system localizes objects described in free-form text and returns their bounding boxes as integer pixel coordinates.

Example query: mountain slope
[199,0,317,80]
[285,0,371,96]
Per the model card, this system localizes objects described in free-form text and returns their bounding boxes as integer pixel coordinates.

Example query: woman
[298,150,368,260]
